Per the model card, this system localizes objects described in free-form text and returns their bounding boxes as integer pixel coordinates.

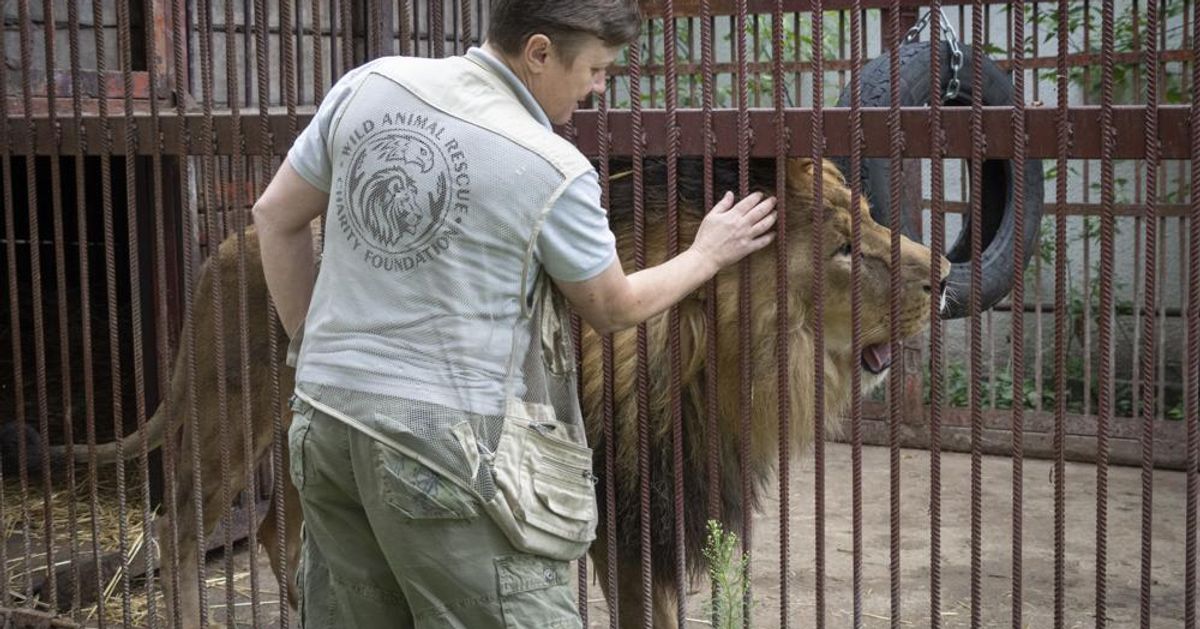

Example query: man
[252,1,777,626]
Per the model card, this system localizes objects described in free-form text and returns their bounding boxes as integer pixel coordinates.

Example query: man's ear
[522,34,553,74]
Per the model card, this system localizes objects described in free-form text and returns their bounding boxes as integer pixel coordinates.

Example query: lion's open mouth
[862,343,893,375]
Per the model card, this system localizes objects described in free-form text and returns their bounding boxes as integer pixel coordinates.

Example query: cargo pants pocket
[494,554,582,629]
[288,395,314,491]
[375,442,478,520]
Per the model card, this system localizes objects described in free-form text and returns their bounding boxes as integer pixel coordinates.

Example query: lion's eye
[834,243,853,258]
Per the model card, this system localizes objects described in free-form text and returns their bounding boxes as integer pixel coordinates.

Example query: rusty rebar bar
[848,0,865,624]
[1010,1,1029,627]
[969,2,986,627]
[1096,0,1118,626]
[771,1,790,627]
[1139,1,1161,627]
[810,3,827,628]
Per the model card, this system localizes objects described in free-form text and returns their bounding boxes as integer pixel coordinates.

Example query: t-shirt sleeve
[285,64,372,192]
[536,169,618,283]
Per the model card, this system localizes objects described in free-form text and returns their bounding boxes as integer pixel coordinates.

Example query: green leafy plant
[702,519,753,629]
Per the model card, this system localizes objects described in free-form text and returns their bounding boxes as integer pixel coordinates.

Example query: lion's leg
[165,480,204,629]
[588,536,681,629]
[651,581,680,629]
[257,468,302,609]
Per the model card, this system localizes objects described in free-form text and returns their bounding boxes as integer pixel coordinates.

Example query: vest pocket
[483,405,598,562]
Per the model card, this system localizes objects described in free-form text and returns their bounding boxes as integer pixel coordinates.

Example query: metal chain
[903,8,964,101]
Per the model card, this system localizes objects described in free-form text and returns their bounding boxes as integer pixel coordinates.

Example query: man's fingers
[749,231,777,251]
[750,210,778,236]
[730,191,765,214]
[743,196,777,223]
[711,190,736,213]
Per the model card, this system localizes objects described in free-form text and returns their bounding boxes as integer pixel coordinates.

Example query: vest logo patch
[335,112,471,271]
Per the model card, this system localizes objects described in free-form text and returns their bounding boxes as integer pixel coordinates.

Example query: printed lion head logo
[345,130,451,255]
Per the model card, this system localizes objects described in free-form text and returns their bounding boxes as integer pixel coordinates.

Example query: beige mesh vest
[287,54,598,559]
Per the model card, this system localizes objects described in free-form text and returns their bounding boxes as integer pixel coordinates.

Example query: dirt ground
[66,443,1192,628]
[583,443,1194,628]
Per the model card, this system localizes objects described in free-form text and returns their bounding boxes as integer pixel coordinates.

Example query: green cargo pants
[287,398,584,628]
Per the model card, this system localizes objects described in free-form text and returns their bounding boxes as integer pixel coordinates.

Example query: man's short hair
[487,0,642,62]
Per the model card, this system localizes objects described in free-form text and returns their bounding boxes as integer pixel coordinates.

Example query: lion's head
[582,156,949,483]
[778,158,951,394]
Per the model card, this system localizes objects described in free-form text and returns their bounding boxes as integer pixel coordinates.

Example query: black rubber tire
[833,40,1044,320]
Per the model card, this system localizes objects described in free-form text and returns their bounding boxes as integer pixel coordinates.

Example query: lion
[47,156,948,627]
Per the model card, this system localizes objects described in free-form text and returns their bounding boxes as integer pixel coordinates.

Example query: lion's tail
[46,400,171,467]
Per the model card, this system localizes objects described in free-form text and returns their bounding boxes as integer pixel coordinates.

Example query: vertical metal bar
[848,0,866,623]
[735,0,754,624]
[771,1,789,626]
[596,88,618,629]
[65,0,94,618]
[312,0,324,101]
[432,0,444,57]
[1054,0,1070,626]
[412,0,422,58]
[928,5,945,628]
[16,0,53,606]
[197,0,236,623]
[88,0,136,620]
[0,0,21,611]
[729,2,748,624]
[662,2,687,626]
[223,0,263,624]
[701,5,722,625]
[176,0,212,621]
[261,0,291,626]
[340,0,353,73]
[460,0,471,52]
[370,0,382,58]
[1095,7,1118,627]
[970,2,986,628]
[398,0,410,56]
[143,0,175,623]
[152,0,185,612]
[40,0,69,610]
[1186,0,1200,622]
[629,23,653,629]
[116,0,157,619]
[1010,0,1028,627]
[885,0,903,624]
[1139,1,1161,626]
[809,1,827,627]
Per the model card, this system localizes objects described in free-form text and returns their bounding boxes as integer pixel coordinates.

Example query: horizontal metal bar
[852,403,1193,470]
[639,0,1013,16]
[573,106,1191,159]
[934,200,1194,218]
[6,106,1190,159]
[606,50,1192,77]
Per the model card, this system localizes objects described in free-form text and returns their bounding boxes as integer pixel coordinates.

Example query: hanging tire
[833,40,1044,320]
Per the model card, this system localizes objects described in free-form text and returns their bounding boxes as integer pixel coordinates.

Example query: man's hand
[555,190,778,335]
[688,191,778,271]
